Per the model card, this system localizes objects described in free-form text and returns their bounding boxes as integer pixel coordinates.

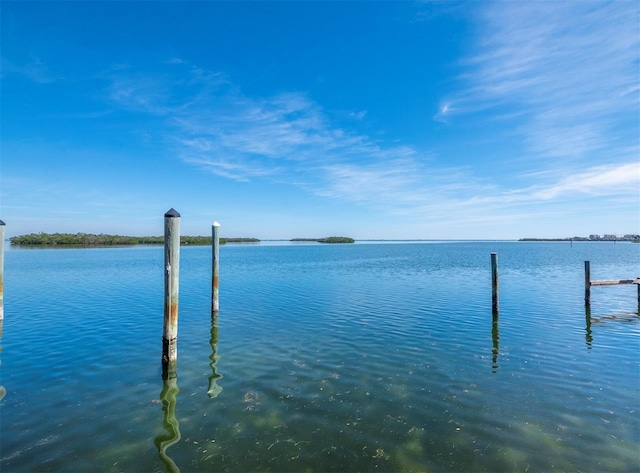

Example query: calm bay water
[1,241,638,472]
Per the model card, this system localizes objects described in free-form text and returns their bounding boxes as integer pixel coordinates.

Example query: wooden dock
[584,261,640,308]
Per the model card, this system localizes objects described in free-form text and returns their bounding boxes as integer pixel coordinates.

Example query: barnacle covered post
[163,209,181,363]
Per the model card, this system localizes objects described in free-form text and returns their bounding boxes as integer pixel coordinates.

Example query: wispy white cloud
[103,46,637,231]
[443,1,639,160]
[528,161,640,201]
[1,57,57,83]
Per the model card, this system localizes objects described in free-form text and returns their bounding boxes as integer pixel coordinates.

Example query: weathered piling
[163,209,181,363]
[491,253,499,317]
[584,261,591,305]
[211,221,220,313]
[0,220,4,321]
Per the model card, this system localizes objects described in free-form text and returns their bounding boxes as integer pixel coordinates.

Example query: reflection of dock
[584,305,639,349]
[154,362,181,473]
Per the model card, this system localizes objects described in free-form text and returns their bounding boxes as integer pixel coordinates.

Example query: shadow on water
[208,314,223,398]
[154,361,181,473]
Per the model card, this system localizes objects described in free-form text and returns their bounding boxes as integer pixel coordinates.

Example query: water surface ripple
[1,241,638,472]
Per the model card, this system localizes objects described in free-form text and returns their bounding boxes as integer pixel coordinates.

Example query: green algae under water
[1,241,638,472]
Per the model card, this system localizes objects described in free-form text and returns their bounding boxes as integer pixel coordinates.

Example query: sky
[1,1,639,240]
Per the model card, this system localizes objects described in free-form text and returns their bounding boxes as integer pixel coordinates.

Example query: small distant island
[9,233,260,246]
[519,234,640,242]
[290,237,355,244]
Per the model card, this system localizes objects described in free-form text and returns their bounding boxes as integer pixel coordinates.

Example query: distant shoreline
[7,232,639,246]
[519,237,639,242]
[9,233,259,246]
[8,233,355,246]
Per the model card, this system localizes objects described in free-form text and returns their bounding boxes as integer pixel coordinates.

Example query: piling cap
[165,208,180,218]
[213,221,221,227]
[0,220,5,226]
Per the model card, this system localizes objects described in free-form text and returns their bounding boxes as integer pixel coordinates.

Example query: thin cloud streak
[445,1,639,160]
[104,46,637,227]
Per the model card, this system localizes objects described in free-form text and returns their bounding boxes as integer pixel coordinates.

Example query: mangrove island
[290,237,355,243]
[9,232,260,246]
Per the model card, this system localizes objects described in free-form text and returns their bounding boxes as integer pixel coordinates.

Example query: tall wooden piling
[0,220,5,320]
[211,221,220,313]
[163,209,181,363]
[584,261,591,306]
[491,253,499,317]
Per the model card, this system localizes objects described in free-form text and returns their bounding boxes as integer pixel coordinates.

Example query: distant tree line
[9,233,259,246]
[290,236,355,243]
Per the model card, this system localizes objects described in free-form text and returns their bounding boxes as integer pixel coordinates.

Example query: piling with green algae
[163,209,181,363]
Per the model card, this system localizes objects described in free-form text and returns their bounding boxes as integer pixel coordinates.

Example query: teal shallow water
[1,241,638,472]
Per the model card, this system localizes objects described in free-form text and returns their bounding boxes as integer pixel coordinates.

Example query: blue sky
[1,1,638,240]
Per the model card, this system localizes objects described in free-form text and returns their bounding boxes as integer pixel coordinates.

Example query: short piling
[211,221,220,313]
[163,209,181,363]
[584,261,591,306]
[491,253,499,317]
[0,220,5,320]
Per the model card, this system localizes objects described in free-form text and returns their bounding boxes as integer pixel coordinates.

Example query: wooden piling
[211,221,220,313]
[491,253,499,317]
[584,261,591,306]
[163,209,181,363]
[0,220,5,321]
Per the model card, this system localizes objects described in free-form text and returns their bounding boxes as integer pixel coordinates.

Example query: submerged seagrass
[1,241,638,472]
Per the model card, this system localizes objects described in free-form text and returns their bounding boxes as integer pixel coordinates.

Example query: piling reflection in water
[208,314,223,398]
[584,306,639,347]
[154,362,181,473]
[584,306,593,349]
[0,318,5,401]
[491,319,499,373]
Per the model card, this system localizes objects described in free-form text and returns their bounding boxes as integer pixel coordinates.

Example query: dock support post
[491,253,499,317]
[0,220,4,321]
[212,221,220,313]
[163,209,181,364]
[584,261,591,306]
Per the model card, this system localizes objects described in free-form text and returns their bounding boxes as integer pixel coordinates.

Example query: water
[1,241,638,472]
